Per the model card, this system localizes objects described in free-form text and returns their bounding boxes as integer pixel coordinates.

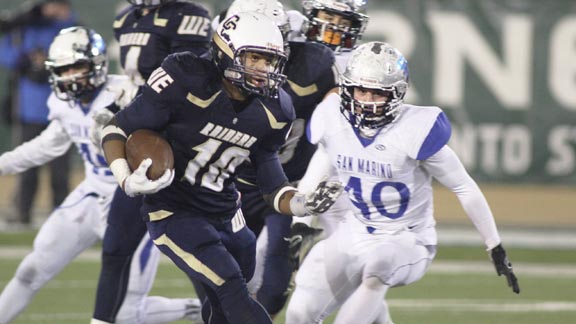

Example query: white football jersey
[308,93,451,233]
[0,75,129,196]
[47,76,131,194]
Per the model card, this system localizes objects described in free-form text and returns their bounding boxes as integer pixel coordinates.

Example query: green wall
[2,0,575,184]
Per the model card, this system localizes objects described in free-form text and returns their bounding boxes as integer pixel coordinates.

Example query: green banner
[363,0,576,183]
[1,0,575,183]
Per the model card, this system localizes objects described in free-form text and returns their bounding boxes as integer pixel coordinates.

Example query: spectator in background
[0,0,77,227]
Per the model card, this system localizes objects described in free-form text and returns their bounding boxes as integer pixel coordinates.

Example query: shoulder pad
[163,52,215,79]
[307,93,341,144]
[416,111,451,160]
[396,105,452,160]
[288,42,335,68]
[113,6,133,30]
[162,2,211,37]
[155,52,220,102]
[258,89,295,127]
[278,89,296,121]
[170,1,210,16]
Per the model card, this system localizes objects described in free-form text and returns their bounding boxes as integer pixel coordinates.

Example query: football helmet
[45,26,108,102]
[212,12,288,98]
[302,0,369,51]
[340,42,409,137]
[226,0,291,42]
[126,0,175,8]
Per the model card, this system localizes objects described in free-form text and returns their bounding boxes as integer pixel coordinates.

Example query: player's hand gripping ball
[126,129,174,180]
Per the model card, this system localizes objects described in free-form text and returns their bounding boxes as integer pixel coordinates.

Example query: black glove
[490,244,520,294]
[285,223,323,270]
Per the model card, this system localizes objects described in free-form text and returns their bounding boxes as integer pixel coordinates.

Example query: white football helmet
[212,12,288,98]
[45,26,108,101]
[340,42,409,137]
[302,0,369,51]
[227,0,291,39]
[126,0,175,8]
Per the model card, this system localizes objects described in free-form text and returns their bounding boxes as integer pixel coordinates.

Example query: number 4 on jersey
[345,176,410,220]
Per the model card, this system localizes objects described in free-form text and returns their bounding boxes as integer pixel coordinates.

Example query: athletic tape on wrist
[109,158,131,188]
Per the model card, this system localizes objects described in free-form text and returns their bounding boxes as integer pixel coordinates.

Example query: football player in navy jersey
[214,0,340,318]
[100,12,342,324]
[90,1,212,323]
[114,0,211,85]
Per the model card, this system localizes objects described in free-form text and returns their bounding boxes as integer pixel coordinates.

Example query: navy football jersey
[115,52,295,217]
[237,41,337,184]
[280,41,337,181]
[113,1,212,84]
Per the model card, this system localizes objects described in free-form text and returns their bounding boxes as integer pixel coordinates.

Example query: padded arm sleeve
[0,120,72,175]
[422,145,502,249]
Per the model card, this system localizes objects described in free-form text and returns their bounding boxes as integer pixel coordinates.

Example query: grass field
[1,230,575,324]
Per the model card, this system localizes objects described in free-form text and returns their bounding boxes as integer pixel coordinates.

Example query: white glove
[90,108,115,150]
[108,79,140,109]
[290,179,343,217]
[123,158,174,197]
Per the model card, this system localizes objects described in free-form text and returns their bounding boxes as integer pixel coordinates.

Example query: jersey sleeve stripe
[416,112,452,160]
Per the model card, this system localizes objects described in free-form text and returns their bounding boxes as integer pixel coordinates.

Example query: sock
[0,278,38,324]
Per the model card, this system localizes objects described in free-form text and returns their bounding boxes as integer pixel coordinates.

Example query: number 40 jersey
[307,93,452,233]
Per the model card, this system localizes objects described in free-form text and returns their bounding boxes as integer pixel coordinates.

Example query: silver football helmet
[45,26,108,102]
[340,42,409,137]
[126,0,175,8]
[212,12,288,98]
[302,0,369,51]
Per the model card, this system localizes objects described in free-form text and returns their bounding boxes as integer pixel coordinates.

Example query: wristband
[273,185,297,213]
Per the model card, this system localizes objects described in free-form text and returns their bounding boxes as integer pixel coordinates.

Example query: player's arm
[0,120,71,176]
[256,141,341,217]
[102,111,173,197]
[101,65,179,196]
[422,145,520,294]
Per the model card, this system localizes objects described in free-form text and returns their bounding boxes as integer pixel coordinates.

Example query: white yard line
[388,299,576,312]
[437,226,576,250]
[1,247,576,278]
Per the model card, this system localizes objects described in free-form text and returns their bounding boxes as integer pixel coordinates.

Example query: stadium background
[0,0,574,229]
[0,1,574,323]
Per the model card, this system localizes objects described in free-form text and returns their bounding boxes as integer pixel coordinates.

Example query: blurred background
[1,0,574,232]
[0,1,574,323]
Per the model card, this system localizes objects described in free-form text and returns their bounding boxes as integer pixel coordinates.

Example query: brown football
[125,129,174,180]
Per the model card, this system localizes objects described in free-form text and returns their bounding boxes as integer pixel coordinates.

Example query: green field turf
[0,231,574,324]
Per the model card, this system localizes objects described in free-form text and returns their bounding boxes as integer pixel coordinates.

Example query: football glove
[90,108,115,151]
[108,79,139,110]
[490,244,520,294]
[290,180,343,216]
[123,158,174,197]
[285,222,323,270]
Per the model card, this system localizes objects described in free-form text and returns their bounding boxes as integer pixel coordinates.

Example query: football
[125,129,174,180]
